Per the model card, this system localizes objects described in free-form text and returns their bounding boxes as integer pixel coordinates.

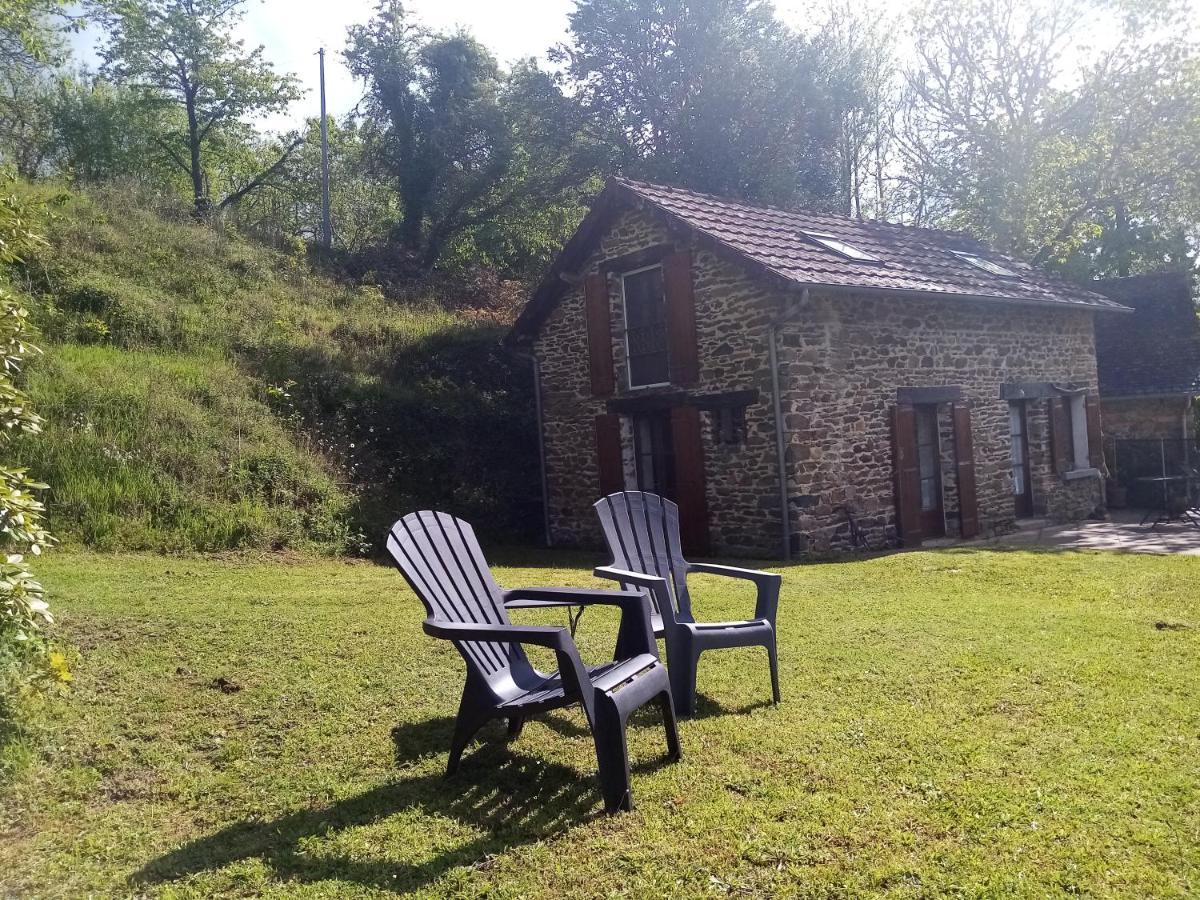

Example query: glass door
[632,411,677,500]
[1009,401,1033,517]
[916,405,945,537]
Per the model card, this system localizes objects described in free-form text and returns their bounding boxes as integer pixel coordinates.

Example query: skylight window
[801,231,879,263]
[952,250,1018,278]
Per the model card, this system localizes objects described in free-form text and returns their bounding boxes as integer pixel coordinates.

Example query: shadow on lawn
[135,715,678,894]
[133,743,599,894]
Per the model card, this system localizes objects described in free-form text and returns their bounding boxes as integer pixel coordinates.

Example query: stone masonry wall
[1100,396,1193,441]
[534,203,782,556]
[533,201,1107,558]
[777,292,1105,552]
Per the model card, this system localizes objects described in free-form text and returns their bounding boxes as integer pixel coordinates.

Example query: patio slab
[984,509,1200,555]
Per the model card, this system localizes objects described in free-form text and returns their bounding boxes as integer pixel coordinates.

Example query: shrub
[0,180,66,778]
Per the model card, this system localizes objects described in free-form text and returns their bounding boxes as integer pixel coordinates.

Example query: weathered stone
[531,204,1107,558]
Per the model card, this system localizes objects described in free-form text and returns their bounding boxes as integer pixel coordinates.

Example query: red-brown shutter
[1085,394,1104,471]
[584,273,614,396]
[891,404,923,546]
[663,250,700,385]
[670,404,710,556]
[952,400,980,539]
[1049,397,1071,474]
[594,413,623,497]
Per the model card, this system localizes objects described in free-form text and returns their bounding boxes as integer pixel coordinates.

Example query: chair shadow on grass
[133,715,673,895]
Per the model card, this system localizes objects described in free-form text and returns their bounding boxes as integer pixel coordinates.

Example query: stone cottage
[507,178,1129,558]
[1093,271,1199,441]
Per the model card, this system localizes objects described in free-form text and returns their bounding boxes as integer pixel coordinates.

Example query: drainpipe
[513,348,552,547]
[768,324,791,561]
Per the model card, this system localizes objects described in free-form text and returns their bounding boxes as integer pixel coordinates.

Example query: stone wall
[532,200,1107,558]
[1100,396,1194,441]
[777,292,1105,552]
[534,203,782,556]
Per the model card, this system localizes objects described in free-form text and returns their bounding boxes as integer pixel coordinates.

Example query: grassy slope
[11,184,533,552]
[1,548,1197,897]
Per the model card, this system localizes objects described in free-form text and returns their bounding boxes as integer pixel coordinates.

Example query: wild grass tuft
[8,182,536,552]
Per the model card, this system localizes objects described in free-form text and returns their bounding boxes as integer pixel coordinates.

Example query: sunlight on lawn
[1,548,1197,897]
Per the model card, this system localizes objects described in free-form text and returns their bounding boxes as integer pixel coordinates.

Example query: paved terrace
[981,509,1200,555]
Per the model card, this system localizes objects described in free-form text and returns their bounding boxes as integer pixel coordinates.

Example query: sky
[68,0,854,132]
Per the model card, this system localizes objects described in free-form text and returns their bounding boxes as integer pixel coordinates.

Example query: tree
[91,0,303,218]
[345,2,607,271]
[900,0,1200,275]
[819,2,902,219]
[555,0,848,210]
[0,0,68,71]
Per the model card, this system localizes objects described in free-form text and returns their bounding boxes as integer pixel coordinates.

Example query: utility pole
[318,47,333,249]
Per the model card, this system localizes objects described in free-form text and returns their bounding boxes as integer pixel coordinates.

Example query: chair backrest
[386,511,524,682]
[593,491,694,622]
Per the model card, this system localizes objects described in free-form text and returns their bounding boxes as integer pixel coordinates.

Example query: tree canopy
[90,0,303,217]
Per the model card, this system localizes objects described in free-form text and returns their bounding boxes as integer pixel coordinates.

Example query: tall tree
[556,0,848,210]
[91,0,303,218]
[819,2,902,219]
[345,2,607,271]
[901,0,1200,275]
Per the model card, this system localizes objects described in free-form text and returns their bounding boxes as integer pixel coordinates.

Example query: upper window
[952,250,1018,278]
[801,231,879,262]
[622,265,670,388]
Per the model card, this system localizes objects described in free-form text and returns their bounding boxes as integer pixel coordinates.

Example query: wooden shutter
[1085,394,1104,470]
[663,250,700,385]
[1048,397,1071,474]
[952,400,980,539]
[891,404,922,546]
[594,413,624,497]
[670,405,710,556]
[584,273,614,396]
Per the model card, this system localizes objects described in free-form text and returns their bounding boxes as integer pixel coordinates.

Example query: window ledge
[1063,467,1101,481]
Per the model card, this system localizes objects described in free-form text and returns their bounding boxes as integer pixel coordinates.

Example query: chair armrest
[687,562,782,624]
[502,586,646,608]
[593,565,678,634]
[423,617,595,709]
[422,618,571,651]
[503,586,658,659]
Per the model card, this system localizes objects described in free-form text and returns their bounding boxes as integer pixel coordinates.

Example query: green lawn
[1,548,1198,897]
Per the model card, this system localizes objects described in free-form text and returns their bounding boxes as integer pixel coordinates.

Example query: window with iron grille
[711,404,746,446]
[621,265,670,387]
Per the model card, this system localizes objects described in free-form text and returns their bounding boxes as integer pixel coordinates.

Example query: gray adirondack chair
[386,510,681,814]
[593,491,782,717]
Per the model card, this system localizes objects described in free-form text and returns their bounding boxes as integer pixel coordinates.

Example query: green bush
[0,180,67,780]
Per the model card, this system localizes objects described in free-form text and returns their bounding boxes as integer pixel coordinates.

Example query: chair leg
[766,636,781,706]
[658,690,681,761]
[592,694,633,813]
[667,643,699,718]
[506,716,524,740]
[447,693,488,777]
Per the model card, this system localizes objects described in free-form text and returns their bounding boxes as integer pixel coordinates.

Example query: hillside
[9,184,536,553]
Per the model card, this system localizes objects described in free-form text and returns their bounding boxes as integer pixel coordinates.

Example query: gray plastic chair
[386,510,681,813]
[593,492,782,717]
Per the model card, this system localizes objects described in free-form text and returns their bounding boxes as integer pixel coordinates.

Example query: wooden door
[1008,401,1033,518]
[915,405,945,537]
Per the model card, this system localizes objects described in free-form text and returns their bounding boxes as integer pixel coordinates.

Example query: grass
[8,182,536,553]
[1,546,1198,897]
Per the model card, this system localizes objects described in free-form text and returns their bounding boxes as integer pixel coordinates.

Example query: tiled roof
[616,178,1126,310]
[1093,272,1200,397]
[509,177,1128,341]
